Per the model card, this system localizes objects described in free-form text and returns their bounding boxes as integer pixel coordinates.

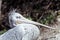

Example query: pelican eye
[16,16,21,18]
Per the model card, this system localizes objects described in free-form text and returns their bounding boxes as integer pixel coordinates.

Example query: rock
[55,33,60,40]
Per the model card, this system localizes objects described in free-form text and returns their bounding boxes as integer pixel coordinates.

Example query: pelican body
[0,24,40,40]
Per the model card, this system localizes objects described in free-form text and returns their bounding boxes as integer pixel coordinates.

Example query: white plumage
[0,24,40,40]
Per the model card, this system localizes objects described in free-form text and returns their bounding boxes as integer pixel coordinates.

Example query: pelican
[0,9,56,40]
[0,9,40,40]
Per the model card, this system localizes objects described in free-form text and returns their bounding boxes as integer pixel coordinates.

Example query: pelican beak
[20,18,56,29]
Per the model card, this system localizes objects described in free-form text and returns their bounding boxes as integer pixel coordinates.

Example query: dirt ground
[38,16,60,40]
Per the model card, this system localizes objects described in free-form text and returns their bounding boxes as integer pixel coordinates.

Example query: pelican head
[8,9,56,29]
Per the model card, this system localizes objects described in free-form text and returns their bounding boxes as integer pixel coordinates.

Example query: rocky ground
[38,15,60,40]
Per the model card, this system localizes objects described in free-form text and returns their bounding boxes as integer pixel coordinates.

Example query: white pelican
[0,9,40,40]
[0,9,56,40]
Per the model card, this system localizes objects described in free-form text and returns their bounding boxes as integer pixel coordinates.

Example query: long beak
[19,18,56,30]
